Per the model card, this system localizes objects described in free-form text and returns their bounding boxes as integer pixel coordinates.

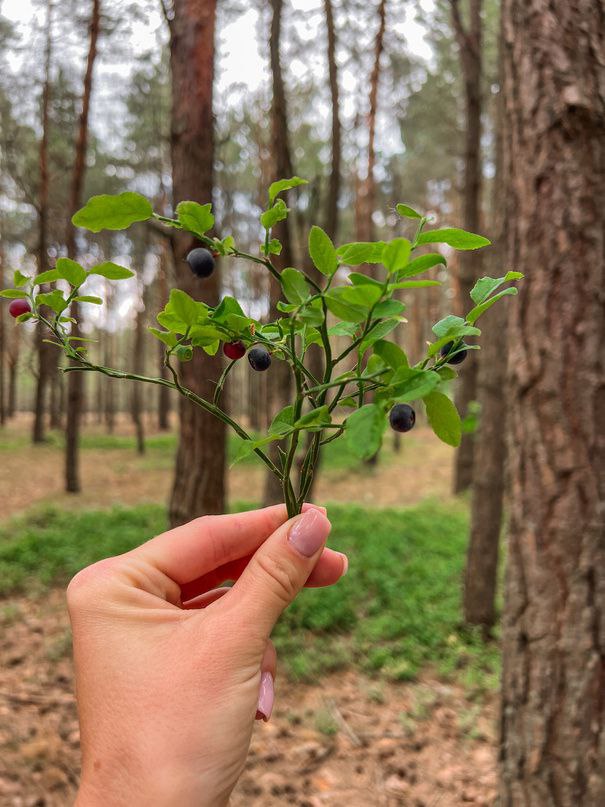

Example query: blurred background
[0,0,602,805]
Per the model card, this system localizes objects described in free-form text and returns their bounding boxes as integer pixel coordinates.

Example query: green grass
[0,500,499,688]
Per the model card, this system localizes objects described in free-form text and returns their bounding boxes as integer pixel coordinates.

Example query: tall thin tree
[500,0,605,802]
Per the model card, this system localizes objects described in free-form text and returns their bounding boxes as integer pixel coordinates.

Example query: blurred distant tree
[500,0,605,802]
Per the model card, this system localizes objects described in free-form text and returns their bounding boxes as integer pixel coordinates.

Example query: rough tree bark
[156,241,171,430]
[262,0,296,506]
[500,1,605,803]
[450,0,483,493]
[64,0,100,493]
[167,0,226,526]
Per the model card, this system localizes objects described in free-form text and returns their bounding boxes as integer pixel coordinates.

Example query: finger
[229,508,332,644]
[135,502,326,585]
[179,546,347,602]
[181,586,231,610]
[256,641,277,722]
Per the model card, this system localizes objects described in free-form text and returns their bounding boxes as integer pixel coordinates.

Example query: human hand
[68,503,344,806]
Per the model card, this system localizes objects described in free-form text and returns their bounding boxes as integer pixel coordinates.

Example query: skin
[69,502,345,806]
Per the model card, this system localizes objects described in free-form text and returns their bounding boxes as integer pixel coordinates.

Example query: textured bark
[168,0,225,526]
[64,0,100,493]
[262,0,295,507]
[131,285,146,456]
[156,242,171,431]
[450,0,483,493]
[32,2,53,444]
[500,1,605,803]
[323,0,341,242]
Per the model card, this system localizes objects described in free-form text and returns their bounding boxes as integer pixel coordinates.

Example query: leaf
[149,327,178,348]
[328,321,358,337]
[348,272,382,287]
[295,405,331,430]
[0,289,28,299]
[281,268,311,305]
[437,366,457,381]
[56,258,87,287]
[89,262,135,280]
[424,391,461,447]
[428,315,481,357]
[16,312,34,323]
[176,201,214,237]
[268,176,308,204]
[34,269,60,285]
[470,271,525,304]
[298,298,325,327]
[175,345,193,362]
[396,203,423,220]
[358,319,399,353]
[261,198,289,229]
[323,288,368,323]
[345,404,386,460]
[265,238,282,256]
[337,241,386,266]
[73,295,102,305]
[169,288,199,326]
[13,270,29,287]
[432,314,467,338]
[466,287,518,324]
[189,325,223,346]
[417,228,490,250]
[269,405,295,436]
[389,280,442,290]
[395,253,447,279]
[387,368,440,402]
[72,192,152,232]
[212,295,246,325]
[373,299,406,318]
[373,340,409,370]
[309,226,338,276]
[35,290,67,314]
[382,238,411,273]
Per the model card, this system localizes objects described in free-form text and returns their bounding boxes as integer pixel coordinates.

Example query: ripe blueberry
[8,299,31,319]
[186,247,215,278]
[247,347,271,371]
[441,341,468,364]
[389,403,416,433]
[223,340,246,360]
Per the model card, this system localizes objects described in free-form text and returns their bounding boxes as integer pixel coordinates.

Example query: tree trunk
[0,232,6,426]
[262,0,296,507]
[156,241,171,431]
[131,284,146,456]
[7,330,18,417]
[64,0,100,493]
[49,357,63,429]
[32,2,53,444]
[450,0,483,493]
[499,1,605,803]
[168,0,226,526]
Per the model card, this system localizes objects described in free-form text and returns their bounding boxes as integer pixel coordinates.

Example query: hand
[68,503,345,806]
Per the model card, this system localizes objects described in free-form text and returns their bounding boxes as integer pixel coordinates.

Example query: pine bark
[131,285,146,456]
[156,242,171,431]
[168,0,226,526]
[64,0,100,493]
[500,1,605,803]
[450,0,483,493]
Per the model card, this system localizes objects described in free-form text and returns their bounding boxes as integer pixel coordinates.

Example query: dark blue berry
[389,403,416,433]
[441,341,468,365]
[247,347,271,371]
[186,247,215,278]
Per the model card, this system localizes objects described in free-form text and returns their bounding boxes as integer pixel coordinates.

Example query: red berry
[8,299,31,319]
[223,340,246,360]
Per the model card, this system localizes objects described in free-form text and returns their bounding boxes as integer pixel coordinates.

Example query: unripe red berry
[223,340,246,360]
[8,299,31,319]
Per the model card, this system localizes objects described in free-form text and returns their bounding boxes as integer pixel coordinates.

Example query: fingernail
[338,552,349,576]
[256,671,274,722]
[288,509,331,557]
[301,502,327,515]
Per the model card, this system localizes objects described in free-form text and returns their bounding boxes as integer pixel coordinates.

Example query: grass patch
[0,500,499,688]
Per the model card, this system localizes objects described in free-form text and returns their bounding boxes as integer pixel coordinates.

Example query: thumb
[228,507,331,644]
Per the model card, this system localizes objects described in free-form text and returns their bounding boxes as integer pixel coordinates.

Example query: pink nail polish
[256,671,274,722]
[288,509,331,557]
[338,552,349,576]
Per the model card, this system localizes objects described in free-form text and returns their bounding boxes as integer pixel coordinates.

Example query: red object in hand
[8,299,31,318]
[223,341,246,360]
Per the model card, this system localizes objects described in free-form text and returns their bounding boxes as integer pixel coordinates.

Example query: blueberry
[389,403,416,433]
[440,341,468,365]
[186,247,215,278]
[223,341,246,360]
[247,347,271,371]
[8,299,31,319]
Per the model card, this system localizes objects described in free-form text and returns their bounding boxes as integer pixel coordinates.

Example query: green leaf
[269,405,295,436]
[56,258,87,287]
[169,288,199,327]
[328,321,358,337]
[358,319,399,353]
[348,272,382,287]
[149,327,178,348]
[345,404,386,460]
[323,288,368,323]
[0,289,27,299]
[395,253,447,279]
[189,325,223,346]
[281,268,311,305]
[337,241,386,266]
[432,315,467,338]
[428,315,481,357]
[382,238,411,273]
[201,340,220,356]
[470,271,524,304]
[389,279,441,290]
[261,198,289,230]
[466,288,518,324]
[396,203,423,220]
[387,368,440,402]
[174,345,193,362]
[73,295,102,305]
[437,366,457,381]
[72,192,152,232]
[264,238,282,256]
[417,228,490,250]
[308,225,338,276]
[373,299,406,318]
[212,296,246,325]
[35,290,67,314]
[176,201,215,237]
[295,405,331,430]
[298,298,325,327]
[373,340,409,370]
[268,176,308,204]
[13,270,30,287]
[16,312,34,323]
[424,391,461,447]
[89,262,135,280]
[34,269,60,285]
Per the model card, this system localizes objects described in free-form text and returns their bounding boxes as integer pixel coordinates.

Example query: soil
[0,590,498,807]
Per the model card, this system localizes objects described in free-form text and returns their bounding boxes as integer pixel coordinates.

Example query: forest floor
[0,415,500,806]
